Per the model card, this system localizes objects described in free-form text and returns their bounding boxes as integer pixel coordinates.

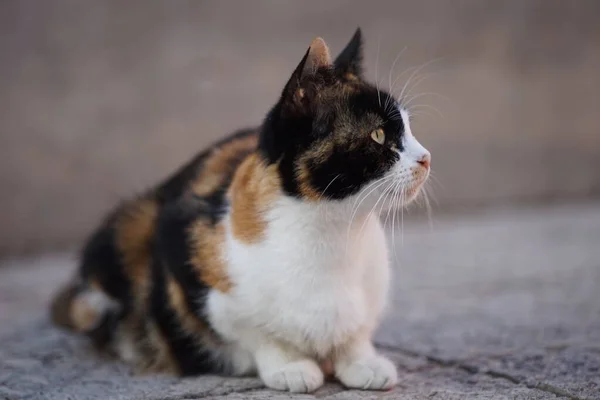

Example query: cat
[50,28,431,393]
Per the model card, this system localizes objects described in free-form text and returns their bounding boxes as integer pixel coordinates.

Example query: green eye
[370,128,385,144]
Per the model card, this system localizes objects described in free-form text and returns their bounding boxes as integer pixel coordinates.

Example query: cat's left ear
[334,27,364,77]
[282,37,333,105]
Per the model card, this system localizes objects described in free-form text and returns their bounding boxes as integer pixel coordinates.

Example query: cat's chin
[402,181,426,206]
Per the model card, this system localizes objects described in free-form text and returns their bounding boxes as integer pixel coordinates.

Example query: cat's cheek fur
[373,109,430,208]
[206,198,393,392]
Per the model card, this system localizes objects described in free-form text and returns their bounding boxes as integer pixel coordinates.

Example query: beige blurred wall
[2,0,600,255]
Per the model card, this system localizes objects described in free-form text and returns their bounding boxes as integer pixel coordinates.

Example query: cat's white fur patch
[399,108,430,165]
[206,106,427,392]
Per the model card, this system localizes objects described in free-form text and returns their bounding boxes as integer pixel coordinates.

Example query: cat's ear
[334,27,363,77]
[302,37,333,76]
[282,37,332,102]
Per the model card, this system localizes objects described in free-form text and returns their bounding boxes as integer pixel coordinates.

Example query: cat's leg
[333,334,397,390]
[254,341,324,393]
[333,219,397,390]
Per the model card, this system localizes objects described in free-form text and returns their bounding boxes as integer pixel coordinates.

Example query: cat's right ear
[282,37,332,108]
[334,27,363,77]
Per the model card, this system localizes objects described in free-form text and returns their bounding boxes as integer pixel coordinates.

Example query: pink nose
[417,153,431,169]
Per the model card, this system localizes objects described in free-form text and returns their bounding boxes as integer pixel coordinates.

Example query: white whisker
[355,181,396,248]
[408,104,444,119]
[397,58,444,106]
[402,72,436,101]
[318,174,341,220]
[385,46,407,111]
[421,186,433,231]
[375,34,382,107]
[403,92,451,109]
[390,181,402,264]
[346,176,392,254]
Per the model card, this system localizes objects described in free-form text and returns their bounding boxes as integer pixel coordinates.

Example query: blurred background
[1,0,600,256]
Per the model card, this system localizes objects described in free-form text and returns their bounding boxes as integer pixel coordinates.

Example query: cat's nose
[417,153,431,169]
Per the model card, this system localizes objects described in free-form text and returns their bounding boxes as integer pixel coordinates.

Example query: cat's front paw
[336,355,397,390]
[261,359,324,393]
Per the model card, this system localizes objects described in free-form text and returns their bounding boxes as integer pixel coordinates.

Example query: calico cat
[50,28,431,393]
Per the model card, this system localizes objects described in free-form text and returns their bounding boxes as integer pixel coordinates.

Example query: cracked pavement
[1,203,599,399]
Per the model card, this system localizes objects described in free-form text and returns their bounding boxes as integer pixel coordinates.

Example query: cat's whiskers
[407,104,444,120]
[407,182,434,234]
[354,180,396,249]
[421,184,434,232]
[317,174,341,221]
[385,47,407,112]
[389,181,402,264]
[423,176,440,206]
[350,175,390,211]
[397,58,443,107]
[347,177,392,240]
[401,73,434,101]
[383,180,398,232]
[345,176,393,255]
[404,92,450,111]
[377,181,393,219]
[389,65,419,105]
[427,171,445,194]
[375,35,382,107]
[400,185,406,248]
[385,104,403,121]
[348,175,391,219]
[409,110,436,120]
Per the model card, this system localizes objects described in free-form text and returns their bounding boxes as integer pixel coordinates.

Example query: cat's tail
[50,278,118,334]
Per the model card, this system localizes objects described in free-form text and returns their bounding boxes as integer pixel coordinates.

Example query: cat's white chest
[208,201,390,358]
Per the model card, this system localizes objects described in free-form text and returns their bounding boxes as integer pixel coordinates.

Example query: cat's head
[259,28,430,212]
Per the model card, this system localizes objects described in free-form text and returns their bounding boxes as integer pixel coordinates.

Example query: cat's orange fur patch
[191,134,258,197]
[144,321,179,374]
[296,163,322,201]
[167,277,221,349]
[229,154,281,244]
[50,283,79,329]
[189,221,232,293]
[115,198,158,303]
[69,294,101,332]
[296,140,335,201]
[167,278,207,332]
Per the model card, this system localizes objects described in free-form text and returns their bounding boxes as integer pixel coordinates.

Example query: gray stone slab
[0,321,553,400]
[468,347,600,400]
[1,203,600,399]
[377,203,600,360]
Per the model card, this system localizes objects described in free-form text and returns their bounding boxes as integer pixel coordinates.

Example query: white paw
[261,360,324,393]
[336,355,397,390]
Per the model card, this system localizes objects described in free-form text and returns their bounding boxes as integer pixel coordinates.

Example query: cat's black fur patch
[334,27,364,77]
[154,197,212,320]
[258,33,405,200]
[149,256,218,375]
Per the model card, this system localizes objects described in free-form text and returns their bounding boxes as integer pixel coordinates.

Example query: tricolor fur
[50,28,431,393]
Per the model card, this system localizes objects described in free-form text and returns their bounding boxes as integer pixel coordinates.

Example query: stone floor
[1,203,599,399]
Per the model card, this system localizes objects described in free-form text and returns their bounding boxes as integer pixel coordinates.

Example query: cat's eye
[370,128,385,145]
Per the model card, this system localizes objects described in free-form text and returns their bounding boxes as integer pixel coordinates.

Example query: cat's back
[50,127,259,362]
[157,128,259,204]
